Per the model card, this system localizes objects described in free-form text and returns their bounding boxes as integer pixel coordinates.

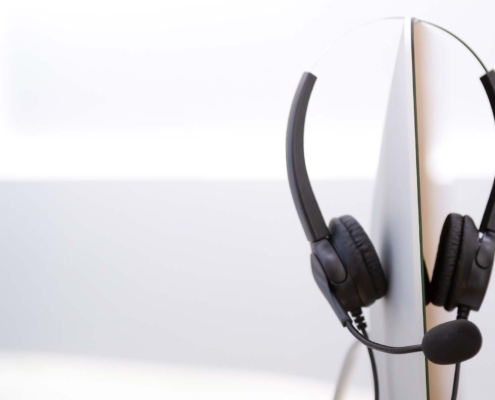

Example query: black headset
[286,19,495,399]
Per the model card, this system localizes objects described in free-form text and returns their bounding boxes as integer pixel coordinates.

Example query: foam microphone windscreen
[422,320,482,365]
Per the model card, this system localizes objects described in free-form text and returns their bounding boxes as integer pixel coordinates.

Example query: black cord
[351,310,379,400]
[451,363,461,400]
[361,328,379,400]
[343,306,472,400]
[451,307,470,400]
[345,320,423,354]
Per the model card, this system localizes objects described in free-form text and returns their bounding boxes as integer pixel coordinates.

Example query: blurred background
[1,0,495,399]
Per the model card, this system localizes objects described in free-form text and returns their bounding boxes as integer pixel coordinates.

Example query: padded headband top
[287,18,495,243]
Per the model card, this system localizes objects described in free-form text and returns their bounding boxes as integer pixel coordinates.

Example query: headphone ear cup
[430,214,478,311]
[329,215,387,308]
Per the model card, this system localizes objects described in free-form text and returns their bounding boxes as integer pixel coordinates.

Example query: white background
[2,1,495,399]
[1,0,495,182]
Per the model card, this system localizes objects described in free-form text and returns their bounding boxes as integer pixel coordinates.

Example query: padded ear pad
[329,215,387,308]
[431,214,478,311]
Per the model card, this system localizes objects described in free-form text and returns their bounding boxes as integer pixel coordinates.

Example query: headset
[286,18,495,400]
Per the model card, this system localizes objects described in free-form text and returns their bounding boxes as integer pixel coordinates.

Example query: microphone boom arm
[345,321,423,354]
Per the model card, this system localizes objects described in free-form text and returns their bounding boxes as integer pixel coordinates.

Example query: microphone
[346,319,482,365]
[422,319,482,365]
[312,259,483,365]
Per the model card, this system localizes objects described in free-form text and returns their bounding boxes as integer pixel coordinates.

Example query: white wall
[1,180,495,399]
[0,181,375,389]
[1,0,495,182]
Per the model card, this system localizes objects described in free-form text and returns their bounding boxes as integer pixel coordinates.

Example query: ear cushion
[329,215,387,307]
[430,214,478,311]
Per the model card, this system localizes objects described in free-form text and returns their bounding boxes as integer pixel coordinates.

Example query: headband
[287,19,495,243]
